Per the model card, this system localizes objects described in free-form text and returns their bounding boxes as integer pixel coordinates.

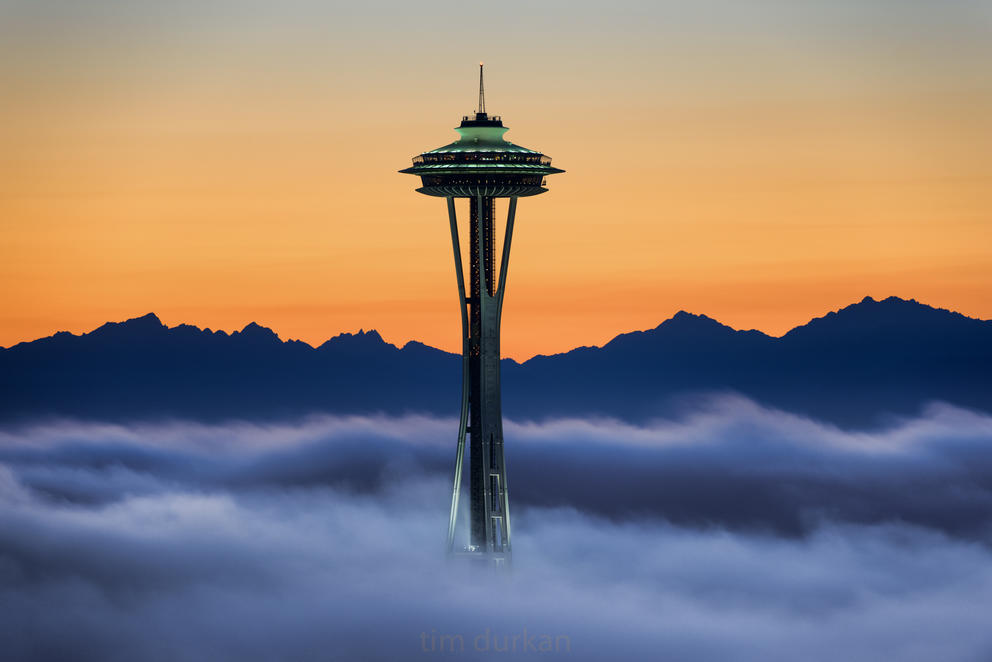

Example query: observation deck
[400,112,564,198]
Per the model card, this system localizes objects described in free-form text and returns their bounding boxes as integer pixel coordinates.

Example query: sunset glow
[2,1,990,359]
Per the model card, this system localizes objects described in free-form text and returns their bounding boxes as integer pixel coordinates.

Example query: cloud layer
[2,398,992,660]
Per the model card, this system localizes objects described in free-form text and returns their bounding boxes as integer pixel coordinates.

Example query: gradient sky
[2,0,991,359]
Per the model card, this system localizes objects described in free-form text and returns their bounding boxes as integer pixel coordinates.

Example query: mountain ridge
[1,296,989,427]
[5,295,989,359]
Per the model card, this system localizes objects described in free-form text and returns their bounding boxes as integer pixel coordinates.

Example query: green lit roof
[400,111,564,185]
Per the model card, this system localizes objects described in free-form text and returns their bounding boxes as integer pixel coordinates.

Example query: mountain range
[1,296,989,427]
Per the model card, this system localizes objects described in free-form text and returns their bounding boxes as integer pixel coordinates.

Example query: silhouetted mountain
[1,315,459,423]
[504,296,991,425]
[1,297,989,426]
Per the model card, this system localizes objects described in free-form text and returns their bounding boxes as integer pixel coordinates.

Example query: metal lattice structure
[400,65,563,567]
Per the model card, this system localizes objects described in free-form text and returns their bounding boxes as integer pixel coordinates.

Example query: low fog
[2,397,991,660]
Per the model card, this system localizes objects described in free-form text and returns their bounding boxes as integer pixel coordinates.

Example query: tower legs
[445,196,517,567]
[445,197,469,555]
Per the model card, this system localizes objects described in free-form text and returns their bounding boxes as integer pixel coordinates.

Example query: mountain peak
[785,296,986,342]
[318,328,391,351]
[854,295,923,308]
[123,312,164,328]
[240,321,269,333]
[89,312,166,339]
[350,329,383,342]
[234,322,281,342]
[655,310,745,336]
[667,310,723,326]
[595,311,734,353]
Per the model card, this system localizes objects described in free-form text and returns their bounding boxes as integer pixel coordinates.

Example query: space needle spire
[478,63,486,116]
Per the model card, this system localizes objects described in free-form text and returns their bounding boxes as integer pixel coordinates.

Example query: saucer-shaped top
[400,113,564,198]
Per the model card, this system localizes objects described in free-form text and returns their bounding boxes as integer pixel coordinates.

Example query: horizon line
[4,295,986,361]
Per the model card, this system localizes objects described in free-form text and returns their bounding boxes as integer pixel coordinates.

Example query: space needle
[400,65,563,567]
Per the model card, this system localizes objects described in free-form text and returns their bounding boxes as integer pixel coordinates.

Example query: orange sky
[2,1,990,359]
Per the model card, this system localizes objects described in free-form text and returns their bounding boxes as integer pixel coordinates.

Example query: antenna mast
[478,62,486,115]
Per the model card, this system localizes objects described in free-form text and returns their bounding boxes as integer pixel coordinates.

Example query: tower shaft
[446,195,515,566]
[469,196,500,552]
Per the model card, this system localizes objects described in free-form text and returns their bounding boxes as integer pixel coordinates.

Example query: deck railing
[411,152,553,166]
